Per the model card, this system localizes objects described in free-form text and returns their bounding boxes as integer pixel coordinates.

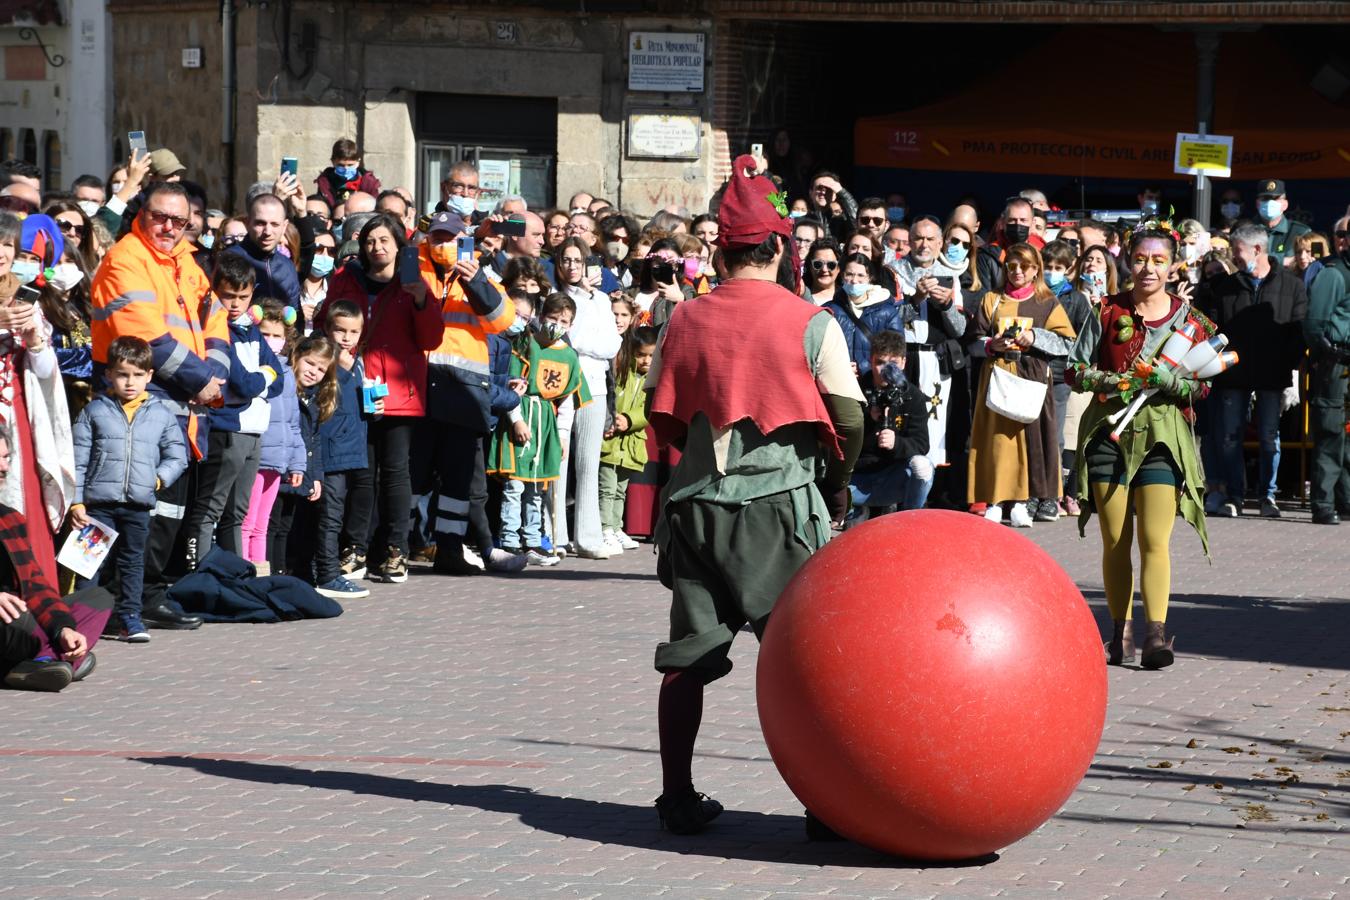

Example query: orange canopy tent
[855,29,1350,183]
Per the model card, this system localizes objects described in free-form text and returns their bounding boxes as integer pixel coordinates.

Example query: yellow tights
[1090,481,1177,623]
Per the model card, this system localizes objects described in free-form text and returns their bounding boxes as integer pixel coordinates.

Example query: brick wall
[710,19,821,187]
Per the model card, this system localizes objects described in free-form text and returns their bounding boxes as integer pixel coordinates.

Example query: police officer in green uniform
[1256,179,1310,264]
[1308,222,1350,523]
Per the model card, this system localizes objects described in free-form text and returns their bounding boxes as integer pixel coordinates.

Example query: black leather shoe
[655,787,724,835]
[4,659,73,692]
[1312,509,1341,525]
[71,652,96,682]
[142,604,203,630]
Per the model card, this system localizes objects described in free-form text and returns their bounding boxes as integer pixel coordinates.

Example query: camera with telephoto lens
[866,362,912,431]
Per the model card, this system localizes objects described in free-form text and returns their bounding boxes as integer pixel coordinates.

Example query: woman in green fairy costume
[1067,223,1219,671]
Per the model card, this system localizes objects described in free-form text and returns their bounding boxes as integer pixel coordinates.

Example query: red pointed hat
[716,154,793,250]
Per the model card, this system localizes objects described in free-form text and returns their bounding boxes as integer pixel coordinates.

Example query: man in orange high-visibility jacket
[90,182,230,631]
[415,211,520,575]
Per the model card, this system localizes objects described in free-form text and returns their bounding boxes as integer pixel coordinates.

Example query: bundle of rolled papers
[1108,323,1238,442]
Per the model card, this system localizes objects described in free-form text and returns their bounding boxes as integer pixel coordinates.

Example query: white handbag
[985,363,1048,424]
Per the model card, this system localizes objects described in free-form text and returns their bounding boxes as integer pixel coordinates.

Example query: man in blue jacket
[225,194,301,307]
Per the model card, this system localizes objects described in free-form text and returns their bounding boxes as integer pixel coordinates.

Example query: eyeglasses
[146,210,191,230]
[559,256,585,267]
[947,238,970,249]
[568,224,594,234]
[810,259,838,272]
[858,216,887,226]
[546,223,568,233]
[57,219,86,237]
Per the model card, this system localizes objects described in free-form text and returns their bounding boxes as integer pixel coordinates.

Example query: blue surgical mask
[505,315,528,336]
[334,165,359,180]
[1046,270,1066,288]
[198,233,215,250]
[1243,257,1258,275]
[11,259,41,285]
[447,195,476,218]
[842,282,869,299]
[789,210,806,220]
[886,206,905,223]
[1141,200,1159,215]
[944,244,969,265]
[1220,201,1241,220]
[1257,199,1281,220]
[310,254,335,278]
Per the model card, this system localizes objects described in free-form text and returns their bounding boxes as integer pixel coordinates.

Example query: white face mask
[110,181,125,195]
[77,200,100,218]
[48,262,85,292]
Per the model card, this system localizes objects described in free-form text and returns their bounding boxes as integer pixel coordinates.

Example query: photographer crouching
[846,330,933,525]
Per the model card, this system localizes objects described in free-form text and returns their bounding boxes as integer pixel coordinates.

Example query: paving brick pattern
[1,508,1346,898]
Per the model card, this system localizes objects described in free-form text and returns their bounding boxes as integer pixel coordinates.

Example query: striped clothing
[0,504,74,641]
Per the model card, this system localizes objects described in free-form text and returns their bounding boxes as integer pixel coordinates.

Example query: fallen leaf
[1148,761,1174,769]
[1186,738,1199,749]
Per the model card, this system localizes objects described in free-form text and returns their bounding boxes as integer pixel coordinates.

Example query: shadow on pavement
[508,736,773,763]
[1081,590,1350,669]
[133,756,997,869]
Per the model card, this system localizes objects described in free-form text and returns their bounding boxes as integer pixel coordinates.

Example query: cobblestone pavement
[1,507,1346,898]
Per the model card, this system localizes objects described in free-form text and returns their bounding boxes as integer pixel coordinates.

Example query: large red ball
[756,509,1107,860]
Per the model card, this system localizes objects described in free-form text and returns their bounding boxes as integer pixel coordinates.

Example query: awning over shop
[855,29,1350,183]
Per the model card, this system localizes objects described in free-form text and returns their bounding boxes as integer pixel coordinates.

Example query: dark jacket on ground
[1196,256,1308,391]
[169,546,341,622]
[853,368,931,475]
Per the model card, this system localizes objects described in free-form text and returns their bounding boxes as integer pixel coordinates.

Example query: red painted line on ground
[0,748,547,768]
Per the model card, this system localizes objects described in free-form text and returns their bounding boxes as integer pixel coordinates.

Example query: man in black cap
[1255,179,1309,265]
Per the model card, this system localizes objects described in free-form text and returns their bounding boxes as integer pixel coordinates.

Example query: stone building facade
[0,0,112,190]
[104,0,1350,215]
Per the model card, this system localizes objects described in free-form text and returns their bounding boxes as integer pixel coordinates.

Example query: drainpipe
[222,0,237,207]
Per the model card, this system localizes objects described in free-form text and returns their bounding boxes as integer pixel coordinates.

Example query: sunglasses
[314,245,335,256]
[947,238,970,249]
[146,210,191,230]
[58,219,86,237]
[810,259,838,272]
[858,216,887,226]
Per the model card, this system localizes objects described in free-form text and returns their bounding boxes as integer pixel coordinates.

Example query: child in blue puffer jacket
[241,300,305,575]
[69,336,188,642]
